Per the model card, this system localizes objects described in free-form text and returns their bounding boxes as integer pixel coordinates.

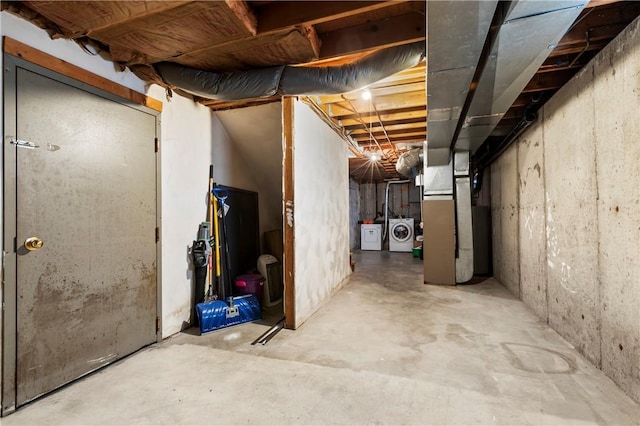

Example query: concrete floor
[4,251,639,425]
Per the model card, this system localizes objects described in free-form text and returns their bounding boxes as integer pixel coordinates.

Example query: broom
[205,165,215,300]
[195,185,261,334]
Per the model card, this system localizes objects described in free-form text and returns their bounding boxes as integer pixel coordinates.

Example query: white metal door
[361,225,381,250]
[10,66,158,407]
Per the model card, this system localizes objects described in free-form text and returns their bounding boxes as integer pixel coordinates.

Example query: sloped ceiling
[216,102,283,232]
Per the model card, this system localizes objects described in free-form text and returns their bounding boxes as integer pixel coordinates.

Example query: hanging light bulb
[361,89,371,100]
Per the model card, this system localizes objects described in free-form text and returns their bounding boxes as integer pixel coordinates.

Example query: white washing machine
[361,224,382,251]
[389,218,414,252]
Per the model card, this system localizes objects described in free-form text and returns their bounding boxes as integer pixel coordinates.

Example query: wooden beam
[586,0,624,9]
[327,104,427,127]
[318,12,425,59]
[319,82,425,104]
[353,135,426,147]
[350,124,426,137]
[255,1,396,33]
[522,69,577,93]
[557,23,630,49]
[557,2,640,47]
[344,116,425,132]
[510,93,535,108]
[300,97,364,158]
[376,134,426,144]
[356,139,424,149]
[537,50,598,73]
[326,92,426,117]
[225,0,258,36]
[337,106,426,125]
[17,1,188,38]
[2,37,162,112]
[548,40,609,59]
[200,95,282,111]
[282,97,296,330]
[305,25,322,59]
[354,130,426,142]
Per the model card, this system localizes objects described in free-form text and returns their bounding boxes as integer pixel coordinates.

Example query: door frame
[2,39,163,415]
[282,97,296,329]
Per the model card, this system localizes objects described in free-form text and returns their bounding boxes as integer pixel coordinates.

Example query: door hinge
[156,317,161,333]
[1,251,5,295]
[154,137,159,153]
[155,227,160,243]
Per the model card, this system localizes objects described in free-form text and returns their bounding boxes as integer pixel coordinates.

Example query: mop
[195,185,261,334]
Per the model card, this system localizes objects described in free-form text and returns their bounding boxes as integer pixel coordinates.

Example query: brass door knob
[24,237,44,251]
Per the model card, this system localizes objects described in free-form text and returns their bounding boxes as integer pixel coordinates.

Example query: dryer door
[392,223,412,243]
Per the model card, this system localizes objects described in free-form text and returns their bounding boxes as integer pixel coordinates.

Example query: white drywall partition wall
[293,100,351,327]
[158,95,215,336]
[490,16,640,403]
[0,11,256,339]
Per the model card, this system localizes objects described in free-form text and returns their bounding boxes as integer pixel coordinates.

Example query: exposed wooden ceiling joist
[5,0,637,183]
[254,1,396,33]
[318,11,425,59]
[521,69,578,93]
[350,123,426,137]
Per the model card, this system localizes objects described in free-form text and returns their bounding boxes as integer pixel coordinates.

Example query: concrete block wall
[490,17,640,402]
[490,144,520,297]
[358,182,421,222]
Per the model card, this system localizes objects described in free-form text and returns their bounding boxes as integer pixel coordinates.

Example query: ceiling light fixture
[361,89,371,101]
[370,153,379,162]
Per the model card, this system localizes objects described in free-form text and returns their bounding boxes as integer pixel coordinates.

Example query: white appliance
[389,218,414,252]
[361,224,382,251]
[257,254,282,307]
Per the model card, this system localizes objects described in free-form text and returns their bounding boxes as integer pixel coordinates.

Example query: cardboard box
[422,200,456,285]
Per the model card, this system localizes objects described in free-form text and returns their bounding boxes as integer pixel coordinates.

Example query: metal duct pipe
[395,148,423,177]
[155,41,425,101]
[425,0,499,166]
[453,1,586,154]
[383,179,411,240]
[454,152,473,283]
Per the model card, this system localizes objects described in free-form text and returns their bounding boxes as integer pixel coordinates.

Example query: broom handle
[207,166,214,297]
[212,184,222,287]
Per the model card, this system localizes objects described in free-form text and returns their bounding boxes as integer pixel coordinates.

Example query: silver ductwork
[422,148,474,283]
[423,142,453,198]
[455,1,587,153]
[426,1,498,166]
[426,1,587,165]
[395,148,423,177]
[155,41,425,101]
[454,152,473,283]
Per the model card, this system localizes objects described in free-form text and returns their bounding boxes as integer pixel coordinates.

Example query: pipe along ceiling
[155,41,425,102]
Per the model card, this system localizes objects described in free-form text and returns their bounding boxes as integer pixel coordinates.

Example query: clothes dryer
[361,224,382,250]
